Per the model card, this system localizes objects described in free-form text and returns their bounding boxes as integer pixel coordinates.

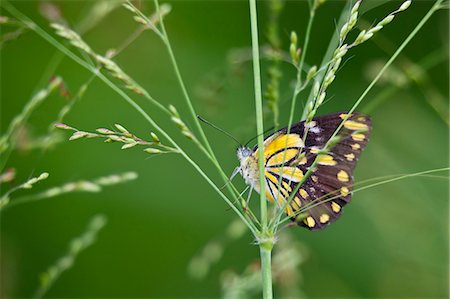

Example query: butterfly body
[237,112,372,231]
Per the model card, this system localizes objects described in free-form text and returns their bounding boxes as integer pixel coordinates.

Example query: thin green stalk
[287,3,316,130]
[154,0,214,158]
[294,170,450,217]
[249,0,267,230]
[297,4,315,89]
[2,1,259,236]
[269,2,317,229]
[259,246,273,299]
[249,0,273,298]
[150,0,258,226]
[279,167,450,224]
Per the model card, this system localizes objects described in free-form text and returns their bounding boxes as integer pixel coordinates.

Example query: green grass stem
[249,0,273,298]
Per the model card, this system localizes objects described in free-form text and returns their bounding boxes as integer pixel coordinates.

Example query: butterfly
[237,112,372,230]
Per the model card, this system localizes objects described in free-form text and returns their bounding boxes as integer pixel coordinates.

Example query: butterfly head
[236,146,253,161]
[236,146,260,192]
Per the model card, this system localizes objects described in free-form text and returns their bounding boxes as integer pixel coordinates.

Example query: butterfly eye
[237,147,252,159]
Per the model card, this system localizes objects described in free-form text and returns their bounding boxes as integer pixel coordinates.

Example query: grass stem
[249,0,273,298]
[259,246,274,299]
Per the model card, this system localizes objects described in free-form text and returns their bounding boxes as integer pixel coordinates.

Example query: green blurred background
[1,0,448,298]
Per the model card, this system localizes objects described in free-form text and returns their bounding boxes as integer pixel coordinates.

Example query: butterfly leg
[221,166,241,190]
[246,186,253,206]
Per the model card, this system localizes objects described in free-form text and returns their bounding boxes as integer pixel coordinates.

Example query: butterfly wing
[261,112,372,230]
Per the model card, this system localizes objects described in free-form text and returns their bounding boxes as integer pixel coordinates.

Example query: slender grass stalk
[296,1,315,89]
[294,167,449,220]
[285,1,317,137]
[249,0,273,298]
[153,0,213,155]
[152,0,252,213]
[259,246,273,299]
[249,0,267,231]
[278,167,450,225]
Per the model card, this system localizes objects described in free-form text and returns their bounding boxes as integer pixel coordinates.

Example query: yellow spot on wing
[265,173,294,196]
[285,206,295,217]
[290,200,300,210]
[265,171,278,185]
[317,154,337,166]
[344,153,355,161]
[351,143,361,150]
[299,188,308,199]
[282,181,292,192]
[293,197,302,207]
[289,154,307,166]
[267,181,286,204]
[269,167,304,182]
[267,149,298,166]
[337,170,349,182]
[298,156,307,165]
[305,216,315,227]
[340,187,349,196]
[265,190,274,202]
[339,113,349,119]
[352,133,365,141]
[320,214,330,223]
[331,202,341,213]
[344,120,368,131]
[310,147,321,154]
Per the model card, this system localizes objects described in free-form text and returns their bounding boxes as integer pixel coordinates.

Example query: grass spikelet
[3,171,138,209]
[0,168,16,183]
[0,76,63,156]
[51,23,93,55]
[56,123,178,154]
[123,1,171,36]
[34,214,107,298]
[168,105,198,141]
[0,172,49,209]
[50,21,147,96]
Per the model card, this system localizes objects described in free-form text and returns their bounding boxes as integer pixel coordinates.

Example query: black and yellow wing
[259,112,372,231]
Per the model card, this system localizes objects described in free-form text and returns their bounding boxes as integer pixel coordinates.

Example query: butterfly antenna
[197,116,243,147]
